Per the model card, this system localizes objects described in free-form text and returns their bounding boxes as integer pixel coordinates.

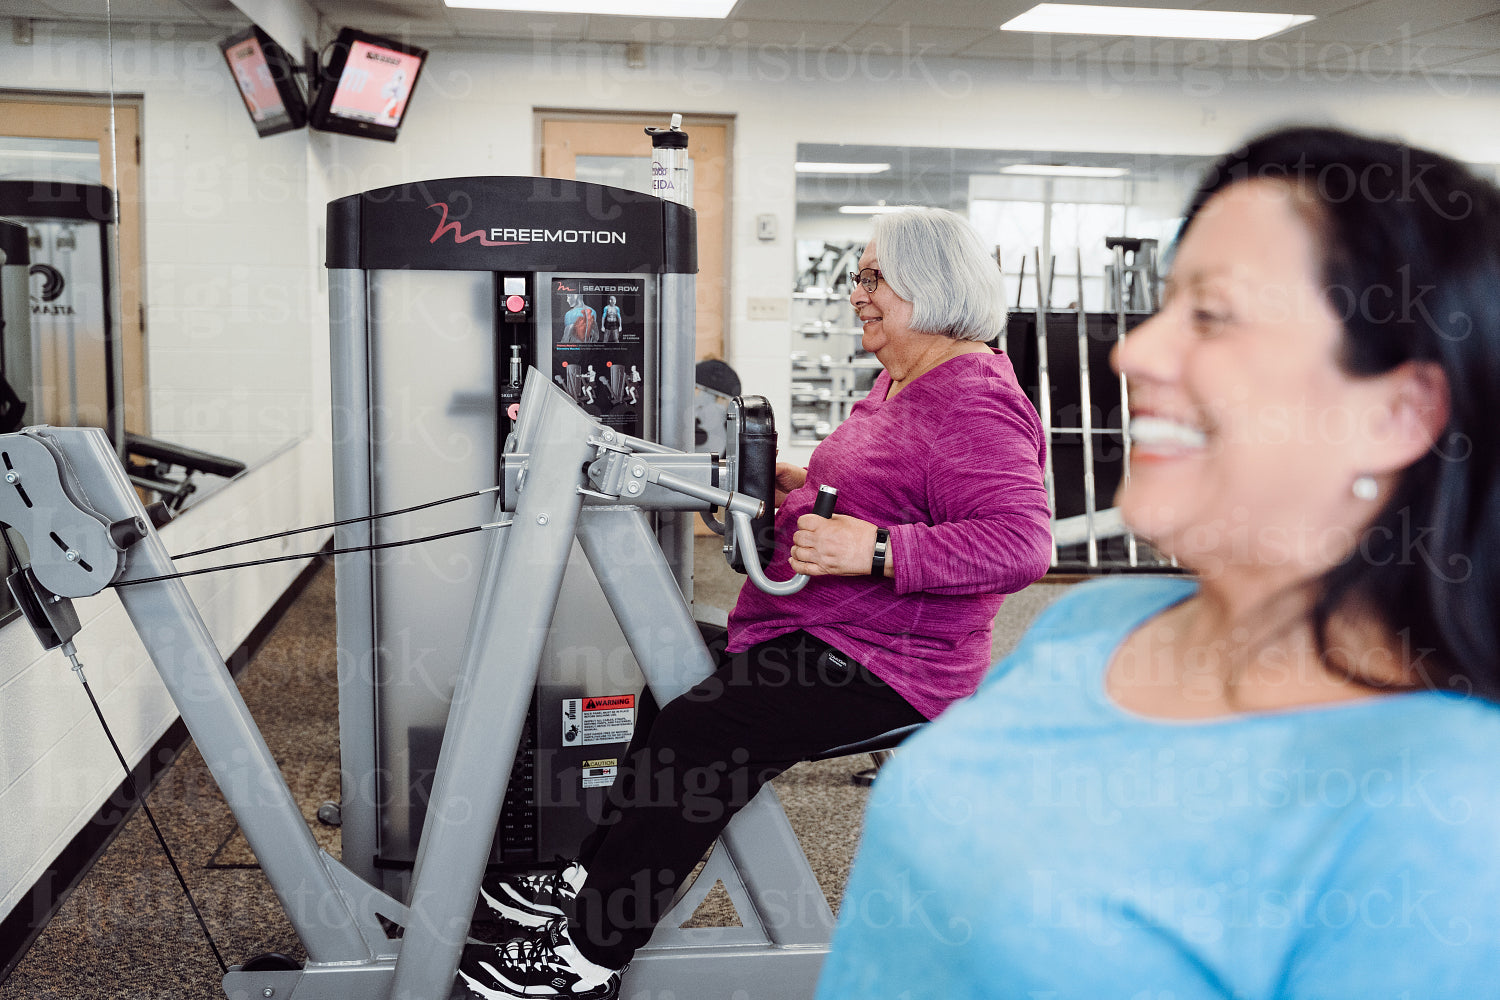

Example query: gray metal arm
[646,461,815,596]
[729,508,811,597]
[579,434,817,598]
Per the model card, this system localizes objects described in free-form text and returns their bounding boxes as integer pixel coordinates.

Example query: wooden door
[538,112,731,363]
[0,97,146,435]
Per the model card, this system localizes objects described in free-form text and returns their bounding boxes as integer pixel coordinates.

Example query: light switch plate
[746,297,789,321]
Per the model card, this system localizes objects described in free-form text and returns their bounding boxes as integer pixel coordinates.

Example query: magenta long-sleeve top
[727,350,1053,720]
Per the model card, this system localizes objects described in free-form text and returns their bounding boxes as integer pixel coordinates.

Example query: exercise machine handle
[733,484,837,598]
[811,484,838,519]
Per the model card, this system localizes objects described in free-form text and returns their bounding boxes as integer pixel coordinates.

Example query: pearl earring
[1352,475,1378,501]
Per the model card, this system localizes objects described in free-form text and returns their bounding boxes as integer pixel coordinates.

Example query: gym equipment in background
[0,181,118,445]
[0,219,32,434]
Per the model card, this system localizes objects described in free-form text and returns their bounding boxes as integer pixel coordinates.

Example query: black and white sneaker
[480,862,586,928]
[458,921,621,999]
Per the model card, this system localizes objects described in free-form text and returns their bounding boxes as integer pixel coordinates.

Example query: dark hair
[1181,126,1500,701]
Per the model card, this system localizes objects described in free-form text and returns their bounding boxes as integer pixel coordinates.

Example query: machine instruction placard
[560,694,636,747]
[551,277,645,436]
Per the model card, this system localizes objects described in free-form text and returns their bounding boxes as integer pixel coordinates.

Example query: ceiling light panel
[1001,4,1315,41]
[796,162,893,174]
[445,0,737,17]
[999,164,1130,177]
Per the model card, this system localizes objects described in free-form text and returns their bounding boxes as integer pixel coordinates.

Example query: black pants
[566,629,926,970]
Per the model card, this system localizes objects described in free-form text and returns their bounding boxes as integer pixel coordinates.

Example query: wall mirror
[2,2,318,617]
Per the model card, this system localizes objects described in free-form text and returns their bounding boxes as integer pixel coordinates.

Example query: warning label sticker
[561,694,636,746]
[581,758,618,789]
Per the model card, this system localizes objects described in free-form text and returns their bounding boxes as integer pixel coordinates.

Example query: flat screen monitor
[219,26,307,138]
[307,28,427,143]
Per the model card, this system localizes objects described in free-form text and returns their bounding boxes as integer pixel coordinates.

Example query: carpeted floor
[1,538,1067,999]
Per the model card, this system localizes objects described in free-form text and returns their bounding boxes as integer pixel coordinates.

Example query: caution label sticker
[581,758,619,789]
[561,694,636,746]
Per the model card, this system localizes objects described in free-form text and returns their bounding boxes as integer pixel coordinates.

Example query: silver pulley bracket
[0,428,128,598]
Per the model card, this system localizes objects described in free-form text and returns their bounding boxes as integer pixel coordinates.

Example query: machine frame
[0,373,859,1000]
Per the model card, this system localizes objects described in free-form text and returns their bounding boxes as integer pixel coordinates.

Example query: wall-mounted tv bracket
[248,40,320,107]
[299,43,316,94]
[2,371,877,1000]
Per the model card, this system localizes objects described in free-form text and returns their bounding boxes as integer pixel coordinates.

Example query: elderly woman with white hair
[460,207,1053,1000]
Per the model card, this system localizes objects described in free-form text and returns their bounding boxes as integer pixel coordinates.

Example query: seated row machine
[1,371,916,1000]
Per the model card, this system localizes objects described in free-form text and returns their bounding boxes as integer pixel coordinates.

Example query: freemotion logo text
[427,202,627,247]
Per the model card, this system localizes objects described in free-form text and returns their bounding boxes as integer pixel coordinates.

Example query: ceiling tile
[179,0,249,23]
[581,14,734,44]
[1407,10,1500,47]
[711,18,862,47]
[1276,0,1500,45]
[22,0,192,19]
[731,0,883,22]
[1310,41,1499,76]
[1430,48,1500,73]
[1192,0,1367,15]
[840,23,996,56]
[869,0,1037,31]
[953,30,1107,59]
[425,7,590,40]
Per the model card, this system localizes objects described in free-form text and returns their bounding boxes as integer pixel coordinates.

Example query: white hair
[868,207,1007,343]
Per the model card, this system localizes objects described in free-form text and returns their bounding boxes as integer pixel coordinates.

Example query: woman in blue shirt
[817,126,1500,999]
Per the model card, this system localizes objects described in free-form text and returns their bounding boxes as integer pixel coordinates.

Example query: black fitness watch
[870,527,890,578]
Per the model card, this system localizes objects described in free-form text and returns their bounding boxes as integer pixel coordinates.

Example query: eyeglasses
[848,268,884,293]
